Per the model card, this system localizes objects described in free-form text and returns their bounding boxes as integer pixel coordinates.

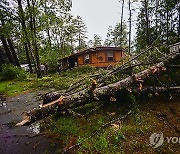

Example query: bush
[0,64,27,81]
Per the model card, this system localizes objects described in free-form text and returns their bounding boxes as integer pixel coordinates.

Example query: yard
[0,66,179,153]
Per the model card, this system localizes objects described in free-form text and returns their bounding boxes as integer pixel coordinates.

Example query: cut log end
[16,112,31,126]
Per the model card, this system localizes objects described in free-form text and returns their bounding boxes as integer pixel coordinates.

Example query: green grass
[45,93,180,154]
[0,80,32,96]
[0,66,99,96]
[45,97,152,153]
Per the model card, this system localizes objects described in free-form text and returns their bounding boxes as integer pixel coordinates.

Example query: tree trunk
[0,35,14,64]
[134,86,180,94]
[32,0,42,78]
[16,50,180,126]
[44,0,52,48]
[0,16,20,67]
[120,0,125,46]
[47,29,52,47]
[166,5,169,43]
[144,0,150,46]
[17,0,33,73]
[155,0,158,35]
[26,0,42,78]
[128,0,131,53]
[6,38,20,67]
[24,42,33,73]
[178,6,180,37]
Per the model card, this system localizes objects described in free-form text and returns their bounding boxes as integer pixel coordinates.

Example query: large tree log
[16,50,180,126]
[61,50,180,109]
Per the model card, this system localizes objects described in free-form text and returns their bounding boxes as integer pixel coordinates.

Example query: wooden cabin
[169,42,180,53]
[58,47,128,71]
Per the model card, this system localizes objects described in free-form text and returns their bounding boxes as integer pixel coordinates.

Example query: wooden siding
[78,50,124,67]
[77,55,84,65]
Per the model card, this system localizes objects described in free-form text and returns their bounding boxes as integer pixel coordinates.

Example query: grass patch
[0,80,32,96]
[0,66,99,96]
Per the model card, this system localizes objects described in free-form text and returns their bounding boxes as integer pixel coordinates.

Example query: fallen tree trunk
[16,96,64,126]
[132,86,180,94]
[16,50,180,126]
[62,50,180,109]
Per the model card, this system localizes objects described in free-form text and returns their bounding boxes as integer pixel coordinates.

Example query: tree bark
[144,0,150,45]
[27,0,42,78]
[178,6,180,37]
[120,0,125,46]
[0,16,19,66]
[24,42,33,73]
[32,0,42,78]
[6,38,20,67]
[17,0,33,73]
[0,35,14,64]
[44,0,52,47]
[47,29,52,47]
[128,0,132,53]
[166,5,169,43]
[133,86,180,94]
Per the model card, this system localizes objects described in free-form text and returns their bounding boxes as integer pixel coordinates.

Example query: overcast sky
[71,0,141,42]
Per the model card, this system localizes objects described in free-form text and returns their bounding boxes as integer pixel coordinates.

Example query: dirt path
[0,91,56,154]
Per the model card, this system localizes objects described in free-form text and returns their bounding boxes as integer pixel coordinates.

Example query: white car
[20,64,30,72]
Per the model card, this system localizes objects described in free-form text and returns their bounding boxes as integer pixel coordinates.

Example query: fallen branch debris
[63,110,132,154]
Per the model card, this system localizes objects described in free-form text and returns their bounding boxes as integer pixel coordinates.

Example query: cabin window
[107,51,114,61]
[84,54,90,64]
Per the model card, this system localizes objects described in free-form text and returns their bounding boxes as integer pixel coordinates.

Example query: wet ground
[0,91,56,154]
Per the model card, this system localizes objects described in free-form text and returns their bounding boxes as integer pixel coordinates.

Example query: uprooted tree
[16,48,180,126]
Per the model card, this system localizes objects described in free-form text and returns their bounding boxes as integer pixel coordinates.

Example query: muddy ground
[0,91,56,154]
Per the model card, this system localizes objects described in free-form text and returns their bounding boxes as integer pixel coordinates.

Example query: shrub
[0,64,27,81]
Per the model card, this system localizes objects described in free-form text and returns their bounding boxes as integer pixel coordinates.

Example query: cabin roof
[168,42,180,47]
[59,46,124,61]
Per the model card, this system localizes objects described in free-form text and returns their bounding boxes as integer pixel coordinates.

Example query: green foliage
[0,64,27,81]
[104,22,128,47]
[136,0,179,50]
[40,48,59,73]
[92,34,102,47]
[113,131,125,145]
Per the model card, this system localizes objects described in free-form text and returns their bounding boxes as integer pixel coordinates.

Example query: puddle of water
[0,103,11,115]
[0,103,7,109]
[27,122,42,134]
